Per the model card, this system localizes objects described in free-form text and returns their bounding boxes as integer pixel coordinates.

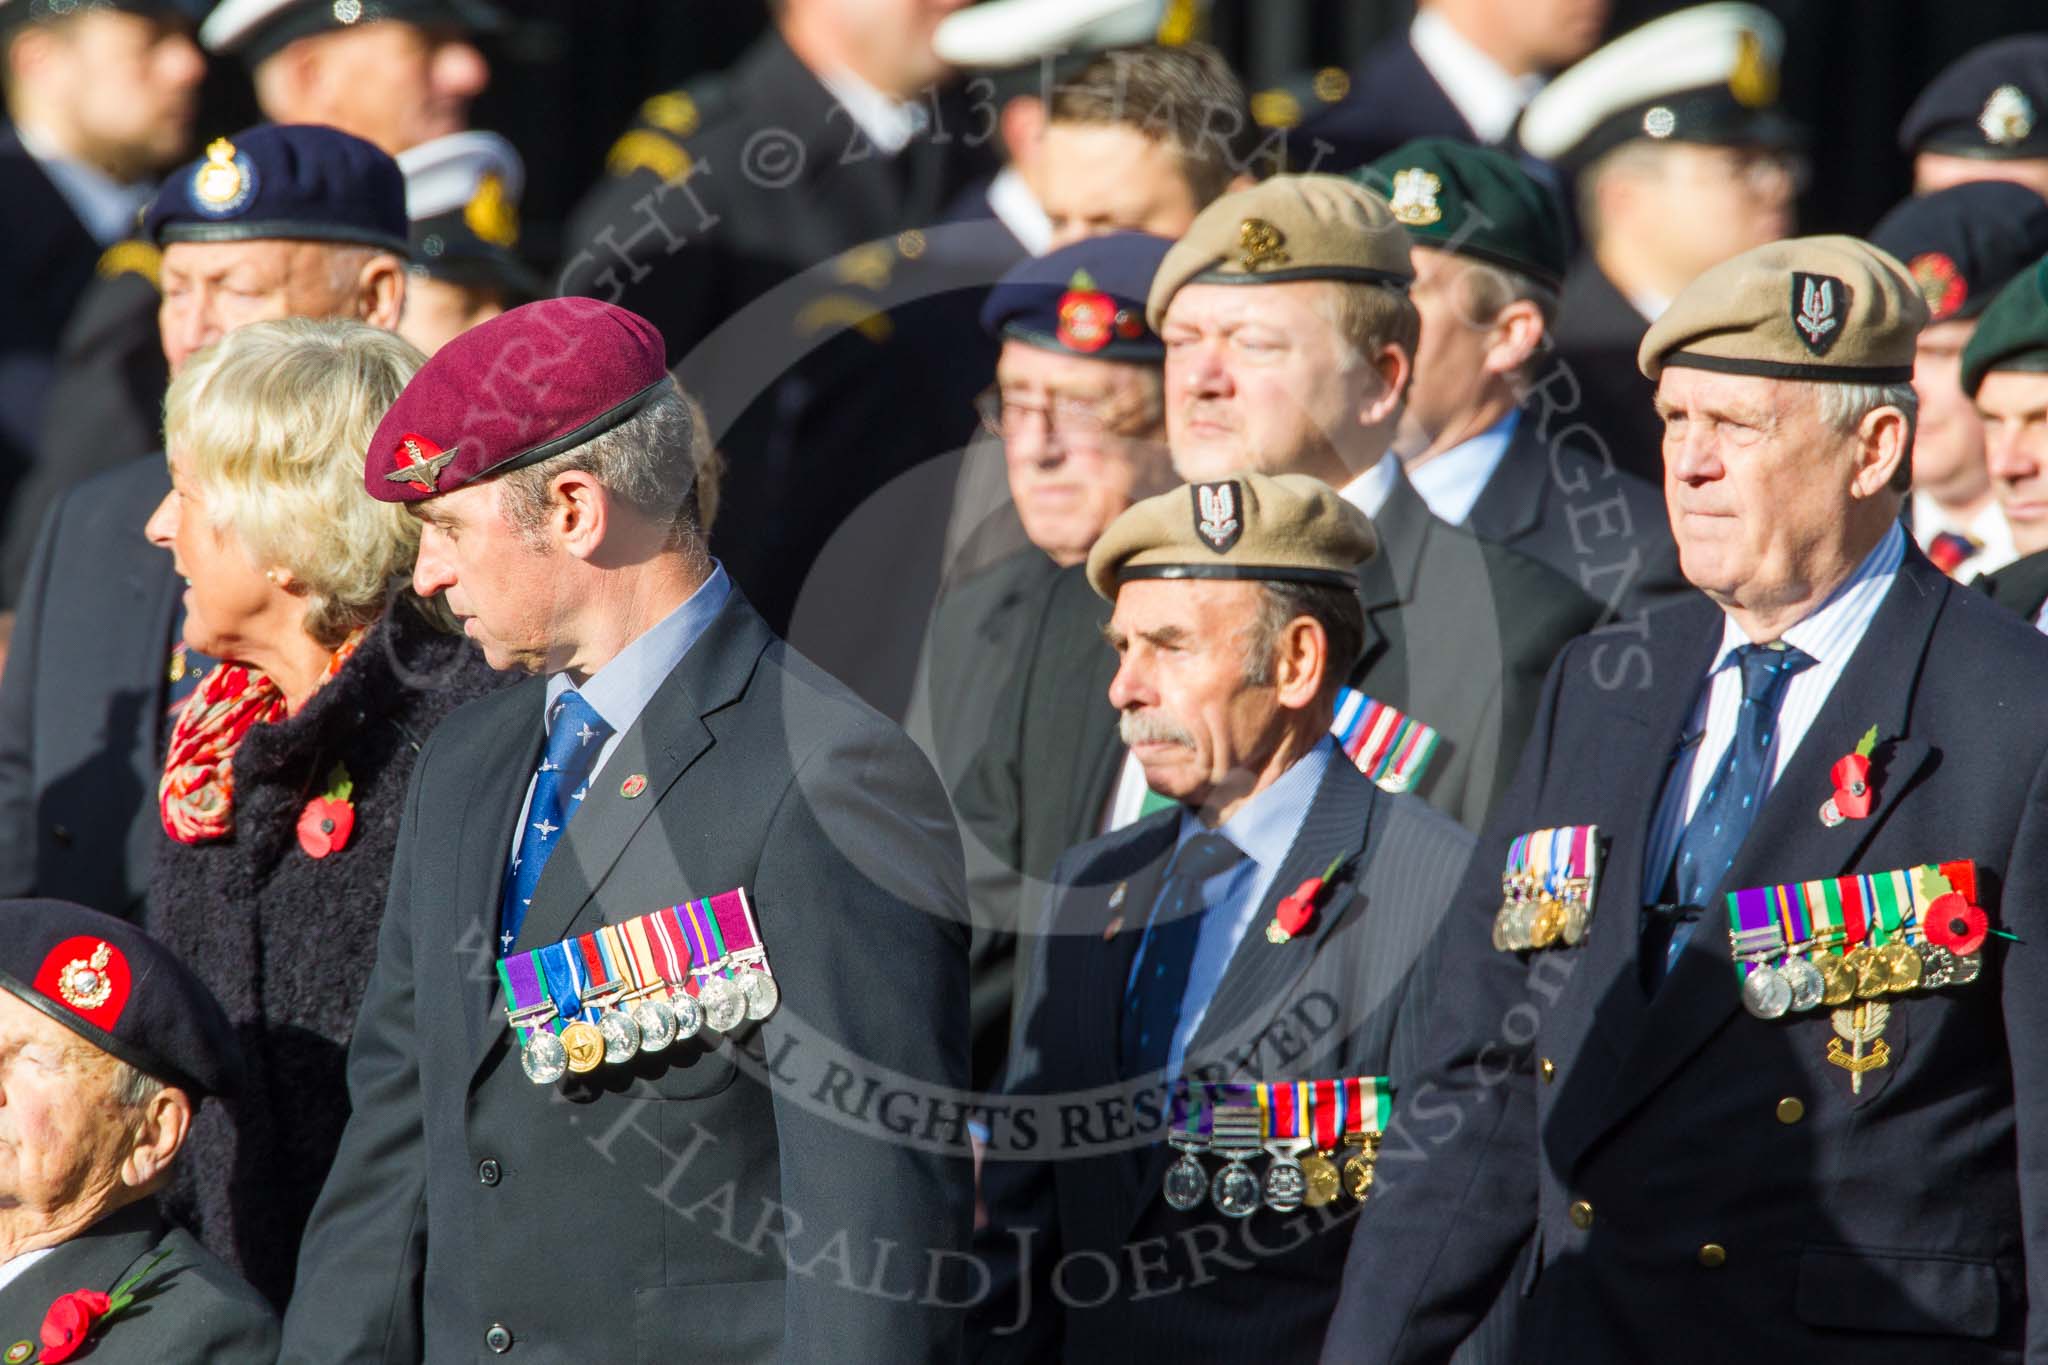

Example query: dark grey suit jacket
[0,456,174,916]
[0,1202,276,1364]
[971,753,1475,1362]
[279,588,973,1365]
[1327,548,2048,1364]
[1466,409,1688,620]
[1975,547,2048,625]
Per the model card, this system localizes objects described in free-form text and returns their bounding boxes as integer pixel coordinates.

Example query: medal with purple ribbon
[678,900,746,1033]
[497,950,566,1084]
[709,888,779,1022]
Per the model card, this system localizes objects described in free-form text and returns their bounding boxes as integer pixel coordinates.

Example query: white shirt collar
[986,165,1053,256]
[1338,457,1396,520]
[1407,408,1519,525]
[0,1246,56,1297]
[1911,491,2018,579]
[1408,10,1547,144]
[13,122,151,246]
[817,67,929,156]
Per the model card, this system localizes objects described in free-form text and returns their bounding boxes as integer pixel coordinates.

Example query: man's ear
[359,254,408,332]
[120,1087,193,1194]
[1358,343,1412,429]
[1483,300,1546,380]
[1849,403,1912,499]
[1271,616,1328,711]
[549,468,612,562]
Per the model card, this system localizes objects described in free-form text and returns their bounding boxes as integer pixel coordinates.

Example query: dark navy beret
[0,899,242,1100]
[980,232,1173,363]
[200,0,502,65]
[1870,181,2048,325]
[144,123,409,256]
[365,297,670,502]
[1900,36,2048,161]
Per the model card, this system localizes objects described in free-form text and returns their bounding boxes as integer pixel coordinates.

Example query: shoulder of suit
[1252,30,1423,132]
[1474,530,1603,628]
[600,72,742,183]
[1930,565,2048,676]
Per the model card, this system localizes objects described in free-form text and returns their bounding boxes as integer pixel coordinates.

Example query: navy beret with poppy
[1869,181,2048,325]
[143,123,409,256]
[365,296,672,502]
[980,231,1173,363]
[0,899,242,1100]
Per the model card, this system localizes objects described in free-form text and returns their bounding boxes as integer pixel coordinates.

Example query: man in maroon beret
[282,297,973,1364]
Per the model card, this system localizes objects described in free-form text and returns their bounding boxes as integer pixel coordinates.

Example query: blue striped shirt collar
[544,562,732,737]
[1707,522,1906,675]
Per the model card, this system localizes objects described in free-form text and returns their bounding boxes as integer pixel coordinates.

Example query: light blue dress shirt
[1126,737,1336,1076]
[1407,408,1520,527]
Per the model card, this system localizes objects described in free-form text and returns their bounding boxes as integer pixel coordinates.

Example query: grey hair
[1815,380,1918,492]
[498,380,711,549]
[1240,580,1367,692]
[110,1061,165,1113]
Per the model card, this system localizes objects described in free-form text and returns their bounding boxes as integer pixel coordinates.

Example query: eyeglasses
[974,386,1118,443]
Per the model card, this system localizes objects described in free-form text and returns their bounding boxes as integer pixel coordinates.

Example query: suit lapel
[1354,463,1429,684]
[1075,827,1177,1095]
[1592,555,1950,1143]
[511,596,774,955]
[459,681,547,1072]
[0,1204,161,1332]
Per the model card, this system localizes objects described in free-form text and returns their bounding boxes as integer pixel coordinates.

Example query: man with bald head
[0,123,410,918]
[1327,235,2048,1363]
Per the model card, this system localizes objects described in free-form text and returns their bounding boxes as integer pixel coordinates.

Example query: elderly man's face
[1977,369,2048,556]
[0,992,134,1221]
[1105,578,1283,810]
[1908,318,1990,508]
[1040,123,1205,248]
[159,239,389,374]
[410,479,564,674]
[1657,366,1871,611]
[991,342,1173,566]
[1164,281,1374,483]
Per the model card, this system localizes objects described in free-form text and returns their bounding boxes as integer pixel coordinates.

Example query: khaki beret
[1638,235,1927,384]
[1146,175,1414,331]
[1086,471,1377,601]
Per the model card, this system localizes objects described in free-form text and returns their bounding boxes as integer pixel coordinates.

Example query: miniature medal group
[1162,1078,1389,1218]
[1493,826,1601,952]
[496,889,779,1085]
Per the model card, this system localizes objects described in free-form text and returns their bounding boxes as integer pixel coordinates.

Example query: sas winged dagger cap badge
[1193,480,1243,553]
[1792,272,1846,357]
[385,433,456,491]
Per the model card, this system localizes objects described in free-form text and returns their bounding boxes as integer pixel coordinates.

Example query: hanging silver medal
[1208,1106,1264,1219]
[696,969,748,1033]
[1162,1105,1210,1213]
[1779,951,1826,1012]
[1741,961,1792,1018]
[512,1004,567,1085]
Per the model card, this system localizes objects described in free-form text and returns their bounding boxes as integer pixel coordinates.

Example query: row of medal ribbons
[1725,861,1991,1020]
[1160,1077,1391,1219]
[1332,686,1441,795]
[1493,825,1601,952]
[495,889,780,1084]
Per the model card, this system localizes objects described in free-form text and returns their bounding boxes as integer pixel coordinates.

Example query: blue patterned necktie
[1648,642,1816,987]
[1119,831,1246,1080]
[498,691,613,955]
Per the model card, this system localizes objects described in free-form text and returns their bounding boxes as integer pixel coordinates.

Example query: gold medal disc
[561,1020,606,1073]
[1301,1153,1341,1207]
[1816,952,1855,1006]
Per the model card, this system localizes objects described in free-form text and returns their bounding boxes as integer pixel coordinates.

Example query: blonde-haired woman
[144,317,502,1307]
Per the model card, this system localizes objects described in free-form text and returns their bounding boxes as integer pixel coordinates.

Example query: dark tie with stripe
[1119,831,1245,1080]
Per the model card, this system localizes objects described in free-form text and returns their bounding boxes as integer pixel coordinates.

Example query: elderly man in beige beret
[972,470,1475,1364]
[1326,234,2048,1364]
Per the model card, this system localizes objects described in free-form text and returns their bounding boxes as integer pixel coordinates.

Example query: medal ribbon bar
[496,951,554,1045]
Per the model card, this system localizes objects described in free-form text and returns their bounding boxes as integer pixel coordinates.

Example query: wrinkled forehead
[160,236,328,283]
[1654,363,1810,419]
[1110,575,1263,636]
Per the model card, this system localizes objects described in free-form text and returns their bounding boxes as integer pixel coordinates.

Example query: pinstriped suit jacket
[970,755,1474,1364]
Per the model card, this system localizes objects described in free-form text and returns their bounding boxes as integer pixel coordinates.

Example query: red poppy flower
[1923,891,1989,957]
[1056,290,1115,353]
[296,797,356,859]
[40,1289,111,1363]
[1274,876,1325,938]
[1829,752,1874,819]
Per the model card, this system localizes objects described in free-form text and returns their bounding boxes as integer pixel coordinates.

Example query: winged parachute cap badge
[1388,168,1443,227]
[385,433,456,491]
[1792,272,1845,356]
[1237,218,1290,271]
[1193,481,1243,553]
[1980,83,2036,147]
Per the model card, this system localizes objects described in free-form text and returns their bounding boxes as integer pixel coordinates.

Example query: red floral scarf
[158,628,365,845]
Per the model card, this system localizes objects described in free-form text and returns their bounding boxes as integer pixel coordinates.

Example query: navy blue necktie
[1119,832,1245,1080]
[498,691,613,955]
[1648,642,1815,986]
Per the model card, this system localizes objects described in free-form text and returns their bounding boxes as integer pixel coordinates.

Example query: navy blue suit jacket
[1286,34,1473,175]
[1324,546,2048,1363]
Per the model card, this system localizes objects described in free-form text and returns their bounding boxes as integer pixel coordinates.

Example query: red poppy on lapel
[296,763,356,859]
[1266,852,1352,945]
[1821,726,1881,826]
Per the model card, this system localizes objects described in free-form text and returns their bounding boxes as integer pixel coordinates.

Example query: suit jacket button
[485,1324,512,1353]
[478,1158,501,1186]
[1775,1097,1805,1124]
[50,825,71,846]
[1568,1200,1593,1229]
[1540,1058,1556,1083]
[1698,1243,1727,1268]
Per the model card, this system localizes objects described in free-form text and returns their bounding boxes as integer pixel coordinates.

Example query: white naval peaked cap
[933,0,1176,69]
[1517,2,1784,164]
[397,130,524,222]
